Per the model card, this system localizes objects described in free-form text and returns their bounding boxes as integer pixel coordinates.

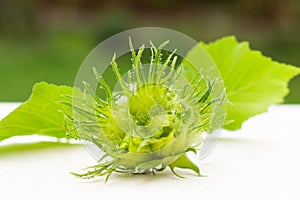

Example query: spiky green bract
[2,36,296,181]
[66,40,216,180]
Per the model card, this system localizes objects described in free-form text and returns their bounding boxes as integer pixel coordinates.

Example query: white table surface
[0,103,300,200]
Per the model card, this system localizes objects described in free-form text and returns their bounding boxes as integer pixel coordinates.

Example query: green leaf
[0,82,73,142]
[169,153,200,177]
[185,36,300,130]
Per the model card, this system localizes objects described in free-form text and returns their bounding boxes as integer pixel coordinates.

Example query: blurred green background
[0,0,299,103]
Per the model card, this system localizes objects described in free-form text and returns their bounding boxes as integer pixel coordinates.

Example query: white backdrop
[1,103,299,200]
